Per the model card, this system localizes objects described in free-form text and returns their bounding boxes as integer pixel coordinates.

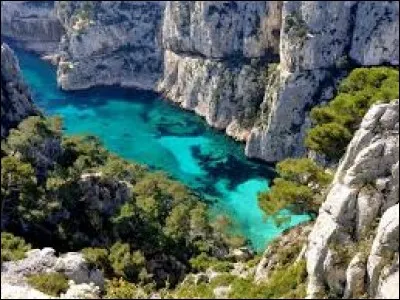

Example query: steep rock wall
[306,100,399,298]
[246,1,399,162]
[54,1,164,90]
[1,1,64,54]
[157,1,282,141]
[1,42,39,138]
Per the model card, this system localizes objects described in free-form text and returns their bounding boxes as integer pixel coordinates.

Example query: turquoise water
[13,48,309,252]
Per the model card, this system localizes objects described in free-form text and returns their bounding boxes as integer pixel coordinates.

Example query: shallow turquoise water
[13,48,309,252]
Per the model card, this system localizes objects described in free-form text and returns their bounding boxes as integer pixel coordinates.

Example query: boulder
[54,252,104,288]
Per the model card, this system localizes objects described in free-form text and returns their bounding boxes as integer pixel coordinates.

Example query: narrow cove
[14,48,309,252]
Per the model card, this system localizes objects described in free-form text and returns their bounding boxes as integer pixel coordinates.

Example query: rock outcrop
[306,100,399,298]
[54,1,164,90]
[1,42,38,138]
[1,1,64,54]
[1,247,104,288]
[78,172,132,217]
[1,1,399,161]
[254,222,312,283]
[1,248,103,299]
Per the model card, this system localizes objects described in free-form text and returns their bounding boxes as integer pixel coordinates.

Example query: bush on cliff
[258,158,332,222]
[1,232,31,262]
[1,115,233,289]
[306,67,399,160]
[27,272,69,297]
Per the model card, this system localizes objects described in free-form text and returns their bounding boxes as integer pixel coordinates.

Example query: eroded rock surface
[1,42,39,138]
[157,1,282,141]
[246,1,399,162]
[306,101,399,298]
[1,1,64,54]
[55,1,164,90]
[1,247,104,299]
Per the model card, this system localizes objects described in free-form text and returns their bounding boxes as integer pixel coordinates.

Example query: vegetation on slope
[167,260,307,299]
[1,232,31,262]
[258,158,332,223]
[27,272,69,297]
[1,115,236,291]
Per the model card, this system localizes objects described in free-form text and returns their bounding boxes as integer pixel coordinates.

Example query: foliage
[100,155,147,183]
[82,247,111,274]
[4,116,62,165]
[229,260,307,299]
[171,260,307,299]
[1,232,31,262]
[27,272,69,296]
[306,67,399,160]
[104,278,147,299]
[258,158,332,222]
[172,281,214,299]
[0,114,233,290]
[1,156,54,225]
[189,252,233,272]
[108,242,146,281]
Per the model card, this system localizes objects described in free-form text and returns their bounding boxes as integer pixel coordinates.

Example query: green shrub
[100,155,147,183]
[246,255,262,268]
[306,67,399,160]
[285,12,308,38]
[109,242,146,281]
[27,272,69,296]
[258,158,332,222]
[305,122,353,160]
[1,113,230,290]
[189,252,233,272]
[277,158,332,186]
[190,252,217,272]
[104,278,146,299]
[1,232,31,262]
[212,261,234,272]
[229,260,307,299]
[82,247,110,274]
[173,282,214,299]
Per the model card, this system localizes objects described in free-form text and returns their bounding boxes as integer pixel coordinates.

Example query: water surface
[14,48,309,252]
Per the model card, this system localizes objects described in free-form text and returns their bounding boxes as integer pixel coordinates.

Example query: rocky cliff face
[245,1,399,162]
[1,1,399,161]
[157,2,282,141]
[306,100,399,298]
[1,42,39,138]
[1,1,64,55]
[54,1,164,90]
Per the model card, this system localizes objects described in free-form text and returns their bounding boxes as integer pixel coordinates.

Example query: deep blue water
[13,48,309,252]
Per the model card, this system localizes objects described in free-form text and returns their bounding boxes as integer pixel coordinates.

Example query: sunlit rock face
[157,1,282,141]
[306,100,399,299]
[1,42,38,138]
[246,1,399,162]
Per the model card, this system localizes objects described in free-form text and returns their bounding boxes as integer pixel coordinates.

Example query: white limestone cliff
[306,100,399,298]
